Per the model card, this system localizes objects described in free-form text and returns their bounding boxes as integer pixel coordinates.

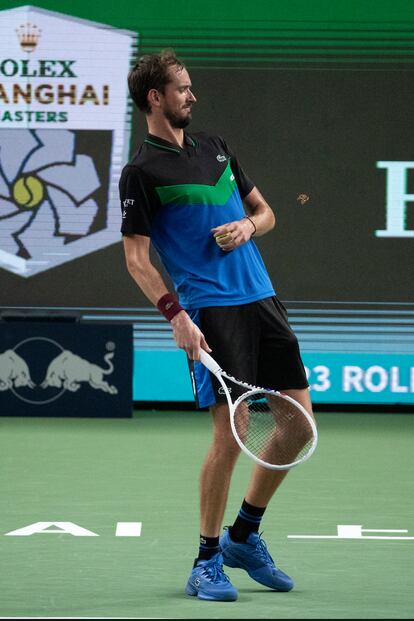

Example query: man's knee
[209,403,239,453]
[282,387,314,421]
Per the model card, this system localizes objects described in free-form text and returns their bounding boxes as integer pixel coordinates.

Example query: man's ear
[147,88,161,110]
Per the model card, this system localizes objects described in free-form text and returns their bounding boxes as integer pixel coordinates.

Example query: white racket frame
[199,350,318,470]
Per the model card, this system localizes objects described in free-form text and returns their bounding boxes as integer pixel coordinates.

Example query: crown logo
[16,23,41,53]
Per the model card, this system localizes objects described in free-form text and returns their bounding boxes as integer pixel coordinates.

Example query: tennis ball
[215,232,231,239]
[12,175,44,208]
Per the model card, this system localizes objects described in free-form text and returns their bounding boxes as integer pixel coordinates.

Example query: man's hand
[212,217,255,251]
[171,311,211,360]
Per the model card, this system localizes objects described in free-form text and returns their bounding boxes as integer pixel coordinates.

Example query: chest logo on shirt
[216,154,227,162]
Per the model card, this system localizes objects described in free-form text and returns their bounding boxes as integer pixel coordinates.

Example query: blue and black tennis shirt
[119,131,275,309]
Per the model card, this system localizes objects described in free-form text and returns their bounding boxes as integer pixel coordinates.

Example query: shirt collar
[145,132,196,154]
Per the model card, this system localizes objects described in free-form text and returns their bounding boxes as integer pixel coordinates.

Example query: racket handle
[199,350,222,374]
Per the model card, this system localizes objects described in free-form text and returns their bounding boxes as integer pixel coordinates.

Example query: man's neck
[147,117,185,148]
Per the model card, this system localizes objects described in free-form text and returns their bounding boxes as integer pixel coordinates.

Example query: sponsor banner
[132,351,414,405]
[0,6,137,277]
[0,322,133,416]
[304,353,414,404]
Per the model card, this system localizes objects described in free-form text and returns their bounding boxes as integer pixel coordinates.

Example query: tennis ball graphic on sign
[0,6,136,278]
[12,176,45,209]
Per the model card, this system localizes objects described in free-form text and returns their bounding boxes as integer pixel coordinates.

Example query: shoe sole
[185,581,237,601]
[222,554,293,592]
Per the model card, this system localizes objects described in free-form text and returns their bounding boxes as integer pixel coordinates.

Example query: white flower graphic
[0,129,100,272]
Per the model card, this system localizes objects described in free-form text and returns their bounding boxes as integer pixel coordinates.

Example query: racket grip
[199,350,222,374]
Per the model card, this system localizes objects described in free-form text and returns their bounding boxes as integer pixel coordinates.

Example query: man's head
[128,50,196,128]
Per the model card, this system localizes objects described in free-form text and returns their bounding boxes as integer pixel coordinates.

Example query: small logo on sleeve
[122,198,134,218]
[216,154,227,162]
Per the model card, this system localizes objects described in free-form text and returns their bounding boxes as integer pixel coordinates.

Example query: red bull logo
[0,337,118,404]
[41,350,117,394]
[0,349,35,391]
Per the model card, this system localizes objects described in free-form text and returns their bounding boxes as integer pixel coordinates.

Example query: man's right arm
[122,234,210,360]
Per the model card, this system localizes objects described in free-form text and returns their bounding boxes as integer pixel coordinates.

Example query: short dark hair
[128,50,185,113]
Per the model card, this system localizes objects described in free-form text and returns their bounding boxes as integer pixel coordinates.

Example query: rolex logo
[16,23,42,53]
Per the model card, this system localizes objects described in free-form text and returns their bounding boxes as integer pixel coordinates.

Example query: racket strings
[233,392,314,467]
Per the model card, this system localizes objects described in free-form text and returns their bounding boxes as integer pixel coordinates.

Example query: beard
[164,106,192,129]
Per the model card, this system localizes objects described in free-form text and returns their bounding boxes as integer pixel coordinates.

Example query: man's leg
[220,388,314,591]
[200,403,241,536]
[185,403,240,601]
[245,388,313,506]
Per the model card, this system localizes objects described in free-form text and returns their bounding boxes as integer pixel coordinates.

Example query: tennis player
[120,50,313,602]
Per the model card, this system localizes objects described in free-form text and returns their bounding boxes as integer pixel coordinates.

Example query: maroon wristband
[157,293,184,322]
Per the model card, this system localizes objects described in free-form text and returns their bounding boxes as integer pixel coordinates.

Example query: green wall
[2,0,414,67]
[2,0,414,26]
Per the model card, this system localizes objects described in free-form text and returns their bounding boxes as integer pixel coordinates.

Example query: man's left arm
[211,186,276,251]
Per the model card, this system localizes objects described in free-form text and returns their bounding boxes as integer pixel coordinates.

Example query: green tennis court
[1,409,413,619]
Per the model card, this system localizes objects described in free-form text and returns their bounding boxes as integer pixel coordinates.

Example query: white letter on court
[4,522,99,536]
[115,522,142,537]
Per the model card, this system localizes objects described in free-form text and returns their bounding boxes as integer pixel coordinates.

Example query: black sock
[229,499,266,543]
[195,535,220,564]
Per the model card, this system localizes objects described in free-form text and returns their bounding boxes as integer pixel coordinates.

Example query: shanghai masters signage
[0,5,137,276]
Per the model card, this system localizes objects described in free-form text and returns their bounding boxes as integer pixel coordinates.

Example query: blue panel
[133,350,193,402]
[133,350,414,405]
[304,353,414,404]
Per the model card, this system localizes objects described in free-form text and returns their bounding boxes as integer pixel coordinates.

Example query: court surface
[1,409,413,619]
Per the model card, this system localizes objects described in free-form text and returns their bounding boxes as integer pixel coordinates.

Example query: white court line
[288,535,414,541]
[288,524,414,540]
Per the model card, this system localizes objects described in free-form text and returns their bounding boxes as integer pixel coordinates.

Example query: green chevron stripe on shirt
[155,161,237,206]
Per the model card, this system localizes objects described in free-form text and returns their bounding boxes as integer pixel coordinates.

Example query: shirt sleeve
[218,136,255,199]
[119,165,157,236]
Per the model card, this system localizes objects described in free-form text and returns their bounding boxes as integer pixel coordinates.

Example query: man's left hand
[211,217,254,251]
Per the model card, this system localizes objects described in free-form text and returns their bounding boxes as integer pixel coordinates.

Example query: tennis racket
[199,350,317,470]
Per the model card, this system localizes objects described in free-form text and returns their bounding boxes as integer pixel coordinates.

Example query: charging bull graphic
[0,348,118,396]
[0,327,131,417]
[40,350,118,394]
[0,350,35,391]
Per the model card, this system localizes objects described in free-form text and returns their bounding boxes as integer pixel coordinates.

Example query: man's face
[159,66,196,128]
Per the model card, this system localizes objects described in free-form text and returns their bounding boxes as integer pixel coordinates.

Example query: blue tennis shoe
[220,527,294,591]
[185,552,238,601]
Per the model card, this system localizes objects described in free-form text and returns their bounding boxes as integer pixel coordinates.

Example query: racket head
[230,388,318,470]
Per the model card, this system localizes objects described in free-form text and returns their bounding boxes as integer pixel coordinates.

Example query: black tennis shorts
[188,296,309,409]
